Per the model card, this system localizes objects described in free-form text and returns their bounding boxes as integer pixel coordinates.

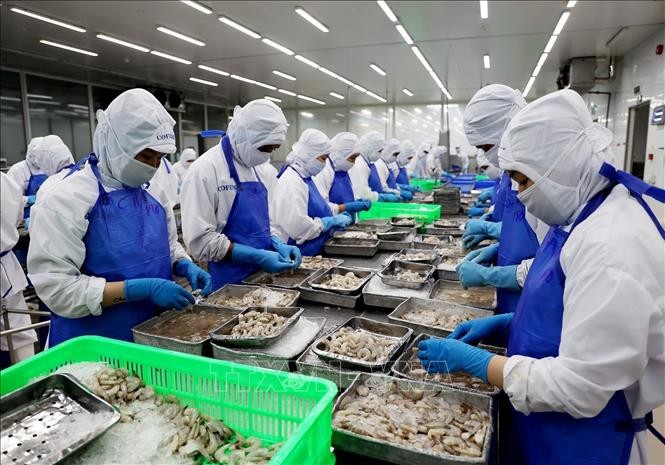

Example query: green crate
[409,179,440,192]
[0,336,337,465]
[359,202,441,224]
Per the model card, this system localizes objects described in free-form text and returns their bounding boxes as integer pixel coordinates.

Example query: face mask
[239,143,270,167]
[368,147,382,162]
[517,176,579,226]
[334,156,354,172]
[484,145,499,166]
[306,158,326,177]
[120,156,159,187]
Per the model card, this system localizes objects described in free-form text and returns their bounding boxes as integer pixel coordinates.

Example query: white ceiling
[1,0,663,107]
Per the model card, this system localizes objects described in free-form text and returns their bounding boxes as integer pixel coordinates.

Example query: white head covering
[398,140,416,166]
[354,131,384,163]
[499,89,616,226]
[416,141,432,160]
[94,88,176,188]
[179,148,197,169]
[463,84,526,166]
[381,138,400,163]
[477,149,502,180]
[330,132,359,172]
[26,135,74,175]
[228,99,288,168]
[286,128,331,178]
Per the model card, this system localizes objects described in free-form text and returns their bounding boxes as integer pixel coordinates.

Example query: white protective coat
[500,89,664,465]
[407,141,432,178]
[180,99,288,263]
[348,131,384,201]
[426,146,446,177]
[375,138,400,194]
[172,148,197,183]
[314,132,359,202]
[256,161,279,207]
[150,158,179,207]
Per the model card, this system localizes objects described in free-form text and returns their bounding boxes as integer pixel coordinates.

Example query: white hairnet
[228,99,288,167]
[94,88,176,187]
[286,128,331,177]
[354,131,385,162]
[499,89,616,226]
[416,141,432,160]
[180,148,197,163]
[398,140,416,166]
[381,138,400,163]
[330,132,359,172]
[26,135,74,175]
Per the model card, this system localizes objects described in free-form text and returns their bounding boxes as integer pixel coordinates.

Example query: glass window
[298,107,346,137]
[271,109,297,165]
[206,105,227,131]
[182,102,204,133]
[26,75,91,159]
[348,106,389,138]
[394,104,442,148]
[1,70,26,166]
[91,86,125,113]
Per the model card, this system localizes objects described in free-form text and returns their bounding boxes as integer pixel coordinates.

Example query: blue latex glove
[343,200,372,213]
[378,193,401,202]
[463,220,502,249]
[448,313,514,344]
[397,183,418,193]
[467,206,487,218]
[173,259,213,296]
[456,261,520,290]
[463,243,499,265]
[26,195,36,206]
[477,187,494,203]
[320,212,353,232]
[417,338,494,382]
[231,243,296,273]
[271,236,302,268]
[125,278,195,310]
[399,189,413,201]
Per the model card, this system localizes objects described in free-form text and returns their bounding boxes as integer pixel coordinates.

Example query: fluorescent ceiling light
[301,112,314,118]
[335,113,345,118]
[479,1,488,19]
[336,75,354,86]
[329,92,344,100]
[262,38,294,55]
[68,104,89,110]
[533,52,548,76]
[411,46,432,71]
[402,88,414,96]
[273,70,296,81]
[27,94,52,100]
[351,83,367,93]
[180,0,212,14]
[523,76,536,97]
[370,63,387,76]
[396,121,403,126]
[198,64,230,76]
[395,25,414,45]
[318,67,339,79]
[190,77,217,86]
[294,55,320,69]
[295,7,329,32]
[553,11,571,36]
[427,104,441,109]
[40,40,98,57]
[278,89,297,96]
[29,100,61,106]
[253,81,277,90]
[365,91,387,103]
[297,94,326,105]
[150,50,191,64]
[264,96,282,103]
[97,34,149,52]
[376,1,398,22]
[361,109,372,116]
[414,107,422,114]
[483,54,491,69]
[566,1,577,7]
[230,74,255,84]
[543,34,558,53]
[10,7,86,32]
[157,26,205,46]
[219,16,261,39]
[1,96,21,102]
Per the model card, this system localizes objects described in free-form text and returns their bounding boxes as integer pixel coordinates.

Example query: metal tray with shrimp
[200,284,300,311]
[298,270,363,308]
[437,254,463,281]
[378,259,435,289]
[429,280,496,310]
[208,306,304,347]
[362,274,433,308]
[242,268,317,289]
[377,230,415,251]
[296,345,367,389]
[332,230,379,240]
[425,226,464,237]
[392,248,439,265]
[307,266,373,295]
[323,237,380,257]
[298,256,344,271]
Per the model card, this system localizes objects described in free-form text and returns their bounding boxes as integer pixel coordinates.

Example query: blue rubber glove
[448,313,514,345]
[463,220,502,249]
[477,187,494,203]
[399,189,413,201]
[26,195,36,206]
[417,338,494,382]
[467,206,487,218]
[125,278,195,310]
[320,212,353,232]
[397,183,418,193]
[463,243,499,265]
[231,243,296,273]
[174,259,212,296]
[378,193,401,202]
[271,236,302,268]
[456,260,519,290]
[343,200,372,213]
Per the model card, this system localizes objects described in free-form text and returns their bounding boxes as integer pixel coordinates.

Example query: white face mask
[121,156,159,188]
[334,156,354,172]
[239,142,270,167]
[517,176,579,226]
[306,157,326,177]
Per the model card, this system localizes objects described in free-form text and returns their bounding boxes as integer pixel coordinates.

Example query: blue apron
[48,155,172,346]
[23,166,48,219]
[506,163,665,465]
[208,137,272,291]
[495,188,540,313]
[329,159,354,204]
[367,160,383,193]
[490,178,501,204]
[491,172,511,222]
[396,166,409,185]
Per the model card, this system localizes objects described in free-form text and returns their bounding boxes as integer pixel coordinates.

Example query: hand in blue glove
[174,259,213,296]
[456,260,519,290]
[477,187,494,203]
[271,236,302,268]
[463,243,499,265]
[378,193,401,202]
[448,313,514,345]
[399,189,413,201]
[320,212,353,232]
[231,243,296,273]
[463,220,502,248]
[480,212,493,221]
[125,278,195,310]
[343,200,372,214]
[467,206,487,217]
[26,195,37,206]
[417,337,494,382]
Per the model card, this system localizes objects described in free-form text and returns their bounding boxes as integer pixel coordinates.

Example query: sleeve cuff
[86,276,107,316]
[516,258,533,288]
[504,355,534,414]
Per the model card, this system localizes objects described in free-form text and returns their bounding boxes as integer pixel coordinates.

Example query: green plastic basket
[359,202,441,224]
[0,336,337,465]
[409,179,441,192]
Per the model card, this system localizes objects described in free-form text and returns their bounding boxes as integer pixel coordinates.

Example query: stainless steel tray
[332,230,378,240]
[378,259,435,289]
[0,374,120,465]
[201,284,300,311]
[209,306,304,347]
[433,218,467,228]
[390,216,417,228]
[388,297,493,338]
[391,333,501,396]
[324,237,380,257]
[211,317,326,371]
[242,268,317,289]
[437,255,463,281]
[362,275,433,308]
[332,373,493,465]
[298,274,362,308]
[296,346,365,389]
[393,248,439,265]
[429,280,496,310]
[414,234,458,247]
[425,226,464,237]
[377,230,415,251]
[307,266,373,295]
[299,256,344,271]
[376,228,413,242]
[355,219,391,228]
[311,317,413,371]
[132,306,241,355]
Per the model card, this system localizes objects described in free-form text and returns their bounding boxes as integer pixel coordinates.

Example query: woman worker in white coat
[172,148,197,185]
[376,138,413,200]
[272,129,365,256]
[394,140,416,187]
[348,131,400,202]
[180,99,302,291]
[27,89,211,346]
[417,89,664,465]
[407,141,432,179]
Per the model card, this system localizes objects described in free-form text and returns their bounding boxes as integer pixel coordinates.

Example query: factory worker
[1,173,37,367]
[255,160,279,206]
[472,150,499,209]
[272,129,360,256]
[172,148,197,184]
[151,157,179,206]
[349,131,400,202]
[7,135,74,219]
[419,89,665,465]
[425,145,446,178]
[407,141,431,179]
[314,132,368,207]
[395,139,416,187]
[375,138,412,200]
[180,99,301,291]
[28,89,211,346]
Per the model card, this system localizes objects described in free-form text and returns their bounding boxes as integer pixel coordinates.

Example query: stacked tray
[242,268,317,289]
[429,280,496,311]
[378,259,435,289]
[324,237,380,257]
[201,284,300,311]
[362,274,433,308]
[298,270,364,309]
[376,229,415,251]
[432,187,461,215]
[209,306,304,348]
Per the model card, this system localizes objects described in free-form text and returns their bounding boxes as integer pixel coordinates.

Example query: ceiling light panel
[180,0,212,14]
[190,77,217,86]
[198,64,230,76]
[150,50,191,64]
[365,91,387,103]
[483,54,491,69]
[294,55,320,69]
[219,16,261,39]
[40,40,98,57]
[553,11,571,36]
[402,88,414,96]
[479,1,488,19]
[543,35,558,53]
[395,25,414,45]
[297,94,326,105]
[96,34,149,52]
[294,7,329,32]
[278,89,297,96]
[376,1,398,22]
[230,74,255,84]
[157,26,206,46]
[370,63,386,76]
[10,7,86,32]
[301,111,314,118]
[262,38,294,55]
[329,92,344,100]
[264,96,282,103]
[273,70,296,80]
